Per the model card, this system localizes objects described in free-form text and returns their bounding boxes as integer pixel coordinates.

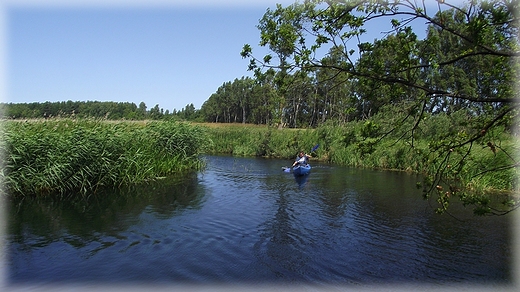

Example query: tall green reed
[1,119,208,198]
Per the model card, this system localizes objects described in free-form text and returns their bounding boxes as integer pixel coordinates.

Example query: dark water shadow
[294,173,309,188]
[6,172,205,250]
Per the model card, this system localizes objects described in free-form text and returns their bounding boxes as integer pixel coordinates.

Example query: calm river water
[3,155,517,290]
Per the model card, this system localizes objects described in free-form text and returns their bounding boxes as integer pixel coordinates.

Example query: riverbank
[202,121,518,214]
[203,122,516,181]
[1,119,517,214]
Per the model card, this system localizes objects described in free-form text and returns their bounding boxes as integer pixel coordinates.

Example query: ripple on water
[6,156,512,285]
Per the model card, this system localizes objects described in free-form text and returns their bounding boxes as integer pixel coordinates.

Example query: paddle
[282,144,319,172]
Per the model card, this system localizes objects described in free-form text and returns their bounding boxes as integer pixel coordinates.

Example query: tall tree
[138,102,147,119]
[241,0,519,215]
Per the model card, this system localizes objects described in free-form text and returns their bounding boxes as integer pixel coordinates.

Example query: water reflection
[294,173,309,188]
[254,176,312,282]
[7,172,204,251]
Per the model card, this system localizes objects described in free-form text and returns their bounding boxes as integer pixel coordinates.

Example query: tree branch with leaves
[242,0,519,215]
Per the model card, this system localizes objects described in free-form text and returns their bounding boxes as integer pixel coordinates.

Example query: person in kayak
[292,151,311,167]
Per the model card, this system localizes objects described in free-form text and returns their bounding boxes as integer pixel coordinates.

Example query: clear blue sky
[5,1,295,112]
[4,0,435,112]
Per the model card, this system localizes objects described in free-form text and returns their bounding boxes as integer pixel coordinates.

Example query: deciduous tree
[241,0,519,215]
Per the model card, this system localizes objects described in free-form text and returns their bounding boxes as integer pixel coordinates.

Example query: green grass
[202,124,320,159]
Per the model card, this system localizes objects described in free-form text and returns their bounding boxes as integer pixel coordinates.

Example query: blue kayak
[293,164,311,176]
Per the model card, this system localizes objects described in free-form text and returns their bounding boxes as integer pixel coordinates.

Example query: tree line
[200,66,360,127]
[0,100,200,121]
[203,0,517,131]
[2,1,517,133]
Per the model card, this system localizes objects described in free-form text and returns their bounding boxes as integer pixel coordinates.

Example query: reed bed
[1,119,208,198]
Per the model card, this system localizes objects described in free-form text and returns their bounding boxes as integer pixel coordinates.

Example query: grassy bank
[1,119,208,198]
[200,123,318,158]
[202,122,518,196]
[2,119,517,212]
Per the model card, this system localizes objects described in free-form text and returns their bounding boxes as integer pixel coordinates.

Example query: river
[3,155,517,291]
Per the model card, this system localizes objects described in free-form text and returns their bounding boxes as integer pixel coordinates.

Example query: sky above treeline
[3,0,446,113]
